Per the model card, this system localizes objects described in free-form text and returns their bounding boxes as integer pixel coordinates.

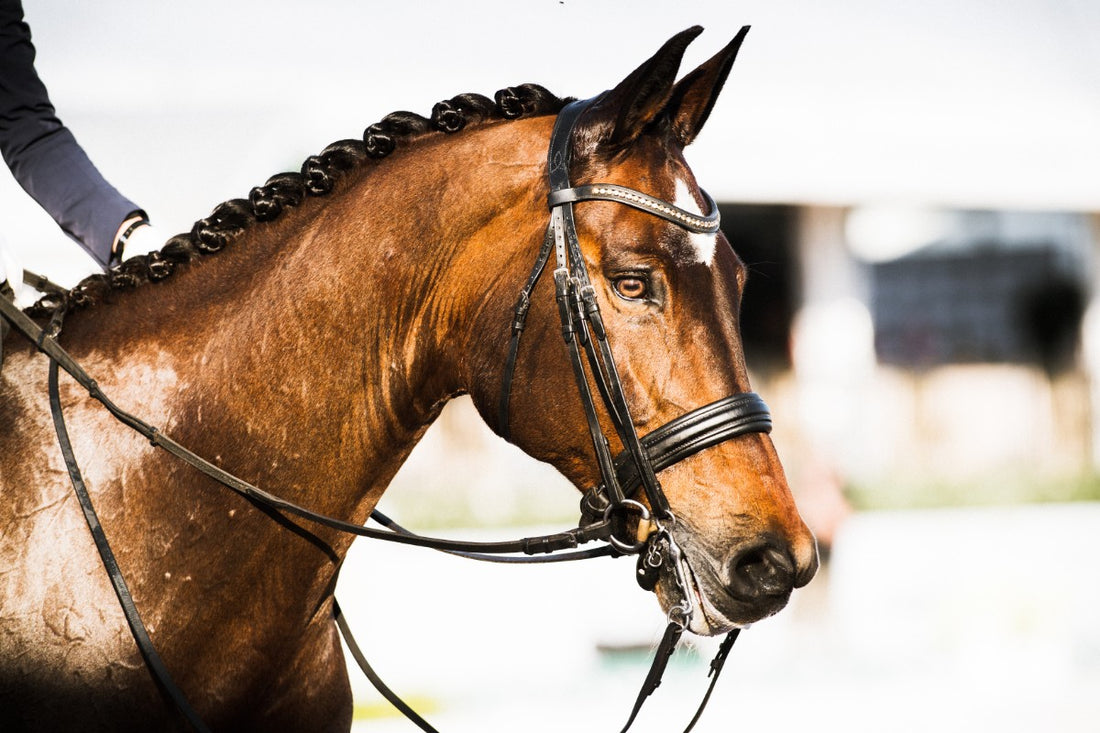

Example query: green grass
[353,696,439,721]
[846,471,1100,511]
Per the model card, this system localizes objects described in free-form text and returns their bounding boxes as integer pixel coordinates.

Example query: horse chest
[0,354,181,690]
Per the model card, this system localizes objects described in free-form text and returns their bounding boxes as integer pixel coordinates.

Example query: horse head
[481,27,818,633]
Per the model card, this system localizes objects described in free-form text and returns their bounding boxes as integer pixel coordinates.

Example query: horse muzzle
[644,524,818,634]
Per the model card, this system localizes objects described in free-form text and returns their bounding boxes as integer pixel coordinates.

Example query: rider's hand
[112,213,161,263]
[119,222,161,261]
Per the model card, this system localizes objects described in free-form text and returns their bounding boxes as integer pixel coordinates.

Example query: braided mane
[29,84,565,317]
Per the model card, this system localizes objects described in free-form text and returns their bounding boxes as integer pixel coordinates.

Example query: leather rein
[0,96,774,733]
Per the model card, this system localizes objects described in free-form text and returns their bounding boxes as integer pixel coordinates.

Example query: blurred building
[729,204,1098,516]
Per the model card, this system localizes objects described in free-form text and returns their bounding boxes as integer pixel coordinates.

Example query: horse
[0,26,818,732]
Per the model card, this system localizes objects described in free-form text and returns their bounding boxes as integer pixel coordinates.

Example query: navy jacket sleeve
[0,0,141,269]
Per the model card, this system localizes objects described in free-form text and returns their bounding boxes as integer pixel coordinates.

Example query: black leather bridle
[0,95,776,733]
[494,95,777,731]
[501,94,774,591]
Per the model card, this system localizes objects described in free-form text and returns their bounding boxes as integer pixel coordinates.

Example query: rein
[0,95,772,732]
[0,296,613,561]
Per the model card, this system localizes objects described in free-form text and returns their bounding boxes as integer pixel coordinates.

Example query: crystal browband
[547,184,721,234]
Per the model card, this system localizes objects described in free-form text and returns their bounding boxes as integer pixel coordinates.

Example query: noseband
[499,96,773,564]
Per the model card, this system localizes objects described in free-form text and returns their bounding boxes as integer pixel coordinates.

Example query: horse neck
[62,115,553,532]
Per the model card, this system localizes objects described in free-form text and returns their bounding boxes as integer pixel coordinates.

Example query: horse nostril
[729,544,796,599]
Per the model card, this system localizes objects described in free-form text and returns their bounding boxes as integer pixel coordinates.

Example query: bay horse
[0,26,817,732]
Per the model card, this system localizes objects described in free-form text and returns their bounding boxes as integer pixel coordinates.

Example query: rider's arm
[0,0,145,270]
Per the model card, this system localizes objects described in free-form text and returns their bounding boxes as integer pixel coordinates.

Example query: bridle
[0,96,776,733]
[502,94,773,616]
[495,95,776,730]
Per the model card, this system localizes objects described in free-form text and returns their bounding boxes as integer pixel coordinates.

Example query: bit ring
[603,499,651,554]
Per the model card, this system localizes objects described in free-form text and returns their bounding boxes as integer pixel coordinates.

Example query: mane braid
[27,84,565,317]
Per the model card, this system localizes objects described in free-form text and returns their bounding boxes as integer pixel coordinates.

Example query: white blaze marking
[675,179,717,266]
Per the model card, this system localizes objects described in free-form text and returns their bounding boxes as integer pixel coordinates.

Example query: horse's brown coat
[0,28,816,731]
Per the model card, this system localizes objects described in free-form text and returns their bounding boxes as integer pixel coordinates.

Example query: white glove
[120,223,163,261]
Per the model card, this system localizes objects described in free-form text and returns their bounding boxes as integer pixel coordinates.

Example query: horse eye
[613,276,648,300]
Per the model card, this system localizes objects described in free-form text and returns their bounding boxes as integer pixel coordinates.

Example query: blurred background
[4,0,1099,730]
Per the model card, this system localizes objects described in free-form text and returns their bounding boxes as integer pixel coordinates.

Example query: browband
[547,184,720,234]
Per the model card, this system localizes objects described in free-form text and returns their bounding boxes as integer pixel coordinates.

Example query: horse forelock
[27,84,566,318]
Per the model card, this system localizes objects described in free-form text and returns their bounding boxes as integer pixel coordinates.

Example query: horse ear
[579,26,704,153]
[664,25,750,147]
